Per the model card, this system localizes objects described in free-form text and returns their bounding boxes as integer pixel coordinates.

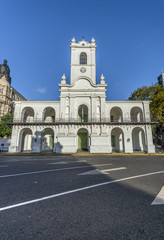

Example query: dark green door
[78,133,88,150]
[111,135,115,147]
[50,136,54,149]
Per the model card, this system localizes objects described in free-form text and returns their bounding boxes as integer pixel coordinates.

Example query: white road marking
[0,163,112,179]
[0,166,92,179]
[0,165,8,168]
[48,161,67,165]
[151,186,164,205]
[78,167,126,175]
[48,160,87,165]
[0,170,163,212]
[92,164,112,167]
[100,167,126,173]
[79,169,104,175]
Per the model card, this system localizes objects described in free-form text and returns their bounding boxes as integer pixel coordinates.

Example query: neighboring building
[0,60,26,119]
[155,72,164,150]
[158,72,164,87]
[9,38,155,153]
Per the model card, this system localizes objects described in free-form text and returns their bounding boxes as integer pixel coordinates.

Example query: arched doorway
[131,107,143,122]
[132,127,146,152]
[110,107,123,122]
[42,128,54,152]
[22,107,34,123]
[43,107,55,122]
[78,105,88,122]
[111,127,125,152]
[19,128,33,152]
[77,128,88,151]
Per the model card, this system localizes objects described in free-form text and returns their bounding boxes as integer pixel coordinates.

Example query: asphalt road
[0,154,163,240]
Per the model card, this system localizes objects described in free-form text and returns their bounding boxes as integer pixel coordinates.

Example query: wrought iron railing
[6,118,158,124]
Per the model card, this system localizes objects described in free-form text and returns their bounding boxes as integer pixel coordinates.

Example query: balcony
[7,118,158,125]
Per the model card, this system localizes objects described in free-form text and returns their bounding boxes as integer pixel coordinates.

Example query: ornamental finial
[100,74,105,84]
[71,37,76,43]
[91,37,95,43]
[61,74,66,84]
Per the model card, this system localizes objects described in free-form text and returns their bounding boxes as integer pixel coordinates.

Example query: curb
[0,153,164,156]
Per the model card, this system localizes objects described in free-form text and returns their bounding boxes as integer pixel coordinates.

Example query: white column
[100,97,106,121]
[9,126,19,152]
[145,125,155,153]
[123,127,133,153]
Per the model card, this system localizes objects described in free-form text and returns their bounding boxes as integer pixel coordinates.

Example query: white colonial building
[9,38,155,153]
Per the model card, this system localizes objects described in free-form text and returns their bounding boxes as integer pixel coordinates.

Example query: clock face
[80,67,86,73]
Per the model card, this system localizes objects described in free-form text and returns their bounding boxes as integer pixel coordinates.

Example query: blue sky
[0,0,164,101]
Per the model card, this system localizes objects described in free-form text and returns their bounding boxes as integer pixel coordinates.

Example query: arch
[19,128,33,152]
[132,127,146,152]
[110,107,123,122]
[22,107,34,123]
[111,127,125,152]
[41,128,54,152]
[78,104,88,122]
[77,128,88,151]
[130,107,143,122]
[43,107,55,122]
[80,52,87,64]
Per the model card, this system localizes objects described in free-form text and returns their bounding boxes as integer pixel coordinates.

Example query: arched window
[22,107,34,123]
[78,105,88,122]
[80,52,87,64]
[110,107,123,122]
[43,107,55,122]
[130,107,143,122]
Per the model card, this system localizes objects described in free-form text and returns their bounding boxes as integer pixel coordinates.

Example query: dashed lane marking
[0,170,163,212]
[48,161,67,165]
[48,160,87,165]
[151,186,164,205]
[0,163,112,179]
[78,167,126,175]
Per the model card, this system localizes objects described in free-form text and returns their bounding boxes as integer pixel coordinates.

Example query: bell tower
[70,37,97,84]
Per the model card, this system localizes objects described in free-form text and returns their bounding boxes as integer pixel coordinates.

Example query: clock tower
[70,37,97,84]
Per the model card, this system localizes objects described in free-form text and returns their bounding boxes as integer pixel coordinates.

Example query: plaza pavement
[0,154,163,239]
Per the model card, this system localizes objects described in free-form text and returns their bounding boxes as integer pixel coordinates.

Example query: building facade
[0,60,26,119]
[9,38,155,153]
[158,72,164,87]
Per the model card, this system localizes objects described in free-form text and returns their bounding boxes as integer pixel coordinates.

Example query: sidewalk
[0,152,164,156]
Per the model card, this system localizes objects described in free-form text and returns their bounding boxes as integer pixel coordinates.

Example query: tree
[129,84,164,146]
[150,89,164,124]
[0,113,13,138]
[129,84,164,123]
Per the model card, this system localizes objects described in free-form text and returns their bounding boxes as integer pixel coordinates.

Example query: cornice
[70,45,96,49]
[70,64,96,66]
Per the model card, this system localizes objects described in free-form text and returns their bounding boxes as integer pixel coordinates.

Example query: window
[78,105,88,122]
[80,52,87,64]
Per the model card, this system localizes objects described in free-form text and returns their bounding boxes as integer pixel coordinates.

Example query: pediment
[71,78,95,90]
